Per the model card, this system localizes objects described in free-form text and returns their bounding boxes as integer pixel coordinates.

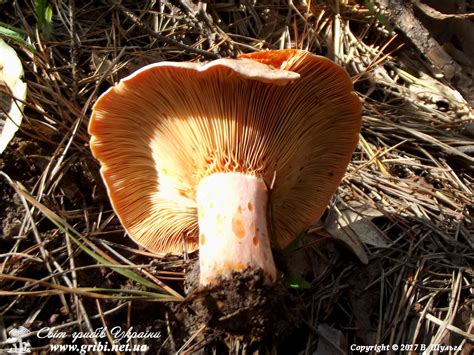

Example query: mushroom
[0,38,27,154]
[89,49,361,286]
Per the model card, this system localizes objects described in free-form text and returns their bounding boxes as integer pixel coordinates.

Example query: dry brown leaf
[309,201,391,264]
[315,323,348,355]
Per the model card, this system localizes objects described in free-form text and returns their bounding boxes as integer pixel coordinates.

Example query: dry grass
[0,1,472,354]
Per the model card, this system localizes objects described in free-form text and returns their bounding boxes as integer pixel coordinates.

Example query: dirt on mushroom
[171,261,304,351]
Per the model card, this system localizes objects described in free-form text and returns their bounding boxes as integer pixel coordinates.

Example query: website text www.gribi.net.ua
[49,342,149,353]
[2,325,160,354]
[42,326,159,353]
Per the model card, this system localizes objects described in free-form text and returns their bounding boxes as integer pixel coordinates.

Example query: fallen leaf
[309,201,391,264]
[341,201,391,248]
[315,323,347,355]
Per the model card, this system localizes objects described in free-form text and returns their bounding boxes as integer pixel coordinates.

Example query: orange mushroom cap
[89,49,361,255]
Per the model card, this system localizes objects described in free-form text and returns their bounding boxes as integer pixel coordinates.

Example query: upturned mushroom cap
[89,49,361,255]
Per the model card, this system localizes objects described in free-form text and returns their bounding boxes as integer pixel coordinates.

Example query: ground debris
[171,263,304,352]
[0,1,472,353]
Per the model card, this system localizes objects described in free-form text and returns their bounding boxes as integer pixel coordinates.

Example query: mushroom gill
[89,49,361,285]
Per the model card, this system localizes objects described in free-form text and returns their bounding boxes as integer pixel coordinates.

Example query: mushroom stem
[196,172,277,286]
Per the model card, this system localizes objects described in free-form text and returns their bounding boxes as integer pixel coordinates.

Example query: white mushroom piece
[0,39,27,154]
[89,49,361,286]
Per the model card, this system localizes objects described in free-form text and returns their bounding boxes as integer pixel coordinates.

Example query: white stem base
[196,172,276,286]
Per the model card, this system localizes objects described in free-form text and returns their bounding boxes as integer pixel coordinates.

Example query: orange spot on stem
[248,202,254,211]
[252,235,259,246]
[200,234,206,246]
[234,262,245,271]
[224,261,246,272]
[232,216,246,239]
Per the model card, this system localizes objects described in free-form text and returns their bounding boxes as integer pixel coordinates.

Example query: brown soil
[171,263,304,352]
[1,138,41,241]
